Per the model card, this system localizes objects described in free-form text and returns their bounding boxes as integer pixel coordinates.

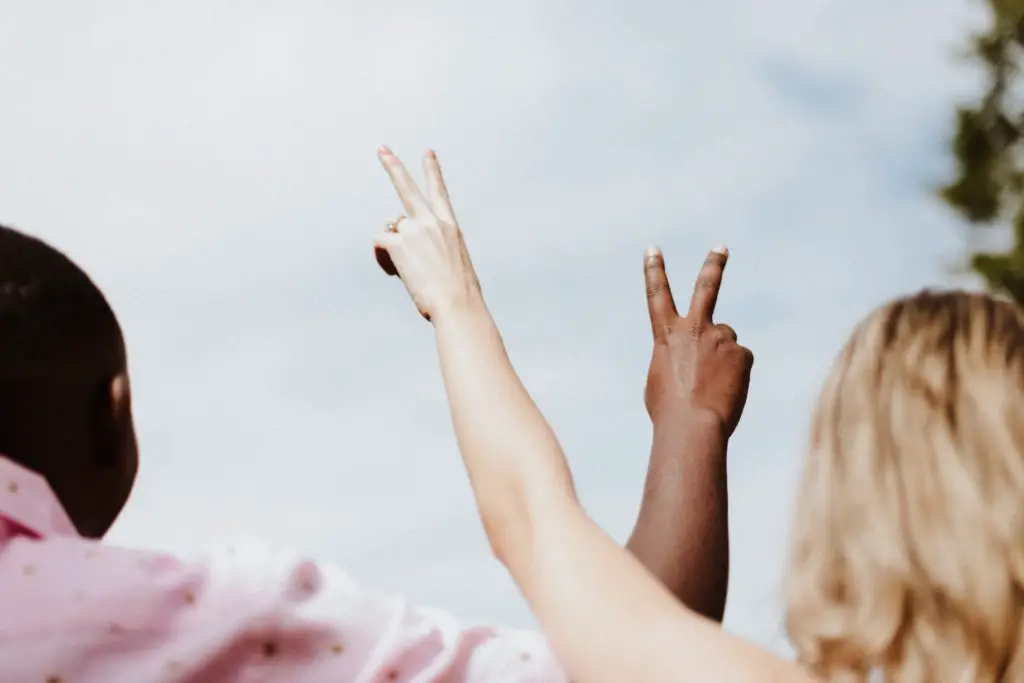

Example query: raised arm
[627,248,752,622]
[627,410,730,621]
[372,147,813,683]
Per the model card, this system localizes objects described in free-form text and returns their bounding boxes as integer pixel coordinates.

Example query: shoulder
[0,534,568,681]
[192,536,569,680]
[0,533,210,632]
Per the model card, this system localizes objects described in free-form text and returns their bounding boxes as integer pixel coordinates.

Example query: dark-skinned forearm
[626,409,730,622]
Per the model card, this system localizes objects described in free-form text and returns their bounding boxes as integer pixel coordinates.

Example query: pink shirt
[0,457,566,682]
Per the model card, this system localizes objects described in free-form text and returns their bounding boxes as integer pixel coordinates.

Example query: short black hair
[0,224,124,380]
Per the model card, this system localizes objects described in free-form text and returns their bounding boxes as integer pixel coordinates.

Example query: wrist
[652,404,727,443]
[431,289,489,329]
[638,412,729,519]
[645,406,728,489]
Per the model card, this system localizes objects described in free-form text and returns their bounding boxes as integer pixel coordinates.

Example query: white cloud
[0,0,986,657]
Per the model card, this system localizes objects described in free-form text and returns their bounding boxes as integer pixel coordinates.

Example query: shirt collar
[0,456,78,538]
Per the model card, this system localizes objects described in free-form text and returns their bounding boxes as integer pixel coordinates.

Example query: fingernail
[426,149,437,160]
[378,145,392,156]
[644,246,662,261]
[712,245,729,256]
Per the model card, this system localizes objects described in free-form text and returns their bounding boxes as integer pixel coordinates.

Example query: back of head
[0,224,133,537]
[785,290,1024,683]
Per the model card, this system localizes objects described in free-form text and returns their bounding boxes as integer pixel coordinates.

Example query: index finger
[644,247,678,341]
[687,246,729,322]
[378,146,431,217]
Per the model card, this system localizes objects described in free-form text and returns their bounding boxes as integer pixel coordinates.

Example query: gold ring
[386,215,407,233]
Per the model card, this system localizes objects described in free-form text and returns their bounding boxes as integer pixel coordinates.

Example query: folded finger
[378,146,430,217]
[688,246,728,322]
[644,247,678,341]
[423,150,457,224]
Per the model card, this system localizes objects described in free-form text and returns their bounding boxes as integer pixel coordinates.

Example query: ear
[102,371,138,478]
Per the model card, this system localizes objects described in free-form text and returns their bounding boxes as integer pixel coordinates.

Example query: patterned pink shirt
[0,457,566,682]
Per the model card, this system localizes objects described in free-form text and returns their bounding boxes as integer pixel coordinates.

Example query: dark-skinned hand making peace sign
[642,246,753,435]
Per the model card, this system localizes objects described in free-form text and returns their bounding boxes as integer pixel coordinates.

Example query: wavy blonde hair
[785,290,1024,683]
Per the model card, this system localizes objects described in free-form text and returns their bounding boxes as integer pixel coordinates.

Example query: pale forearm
[432,297,576,563]
[427,301,804,683]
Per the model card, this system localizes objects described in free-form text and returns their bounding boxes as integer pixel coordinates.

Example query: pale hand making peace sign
[373,146,482,322]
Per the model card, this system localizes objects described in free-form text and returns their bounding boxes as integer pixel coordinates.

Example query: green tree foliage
[941,0,1024,301]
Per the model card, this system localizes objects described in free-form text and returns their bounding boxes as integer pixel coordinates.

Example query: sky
[0,0,989,655]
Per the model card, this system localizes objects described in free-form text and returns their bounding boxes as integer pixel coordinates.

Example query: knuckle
[696,276,719,291]
[646,282,669,300]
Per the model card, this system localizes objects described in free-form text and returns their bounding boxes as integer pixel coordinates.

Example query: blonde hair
[785,290,1024,683]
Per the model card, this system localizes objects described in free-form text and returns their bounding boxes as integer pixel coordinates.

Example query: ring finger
[386,215,408,233]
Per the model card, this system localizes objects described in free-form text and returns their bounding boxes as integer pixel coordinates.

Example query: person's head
[0,224,136,539]
[784,290,1024,682]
